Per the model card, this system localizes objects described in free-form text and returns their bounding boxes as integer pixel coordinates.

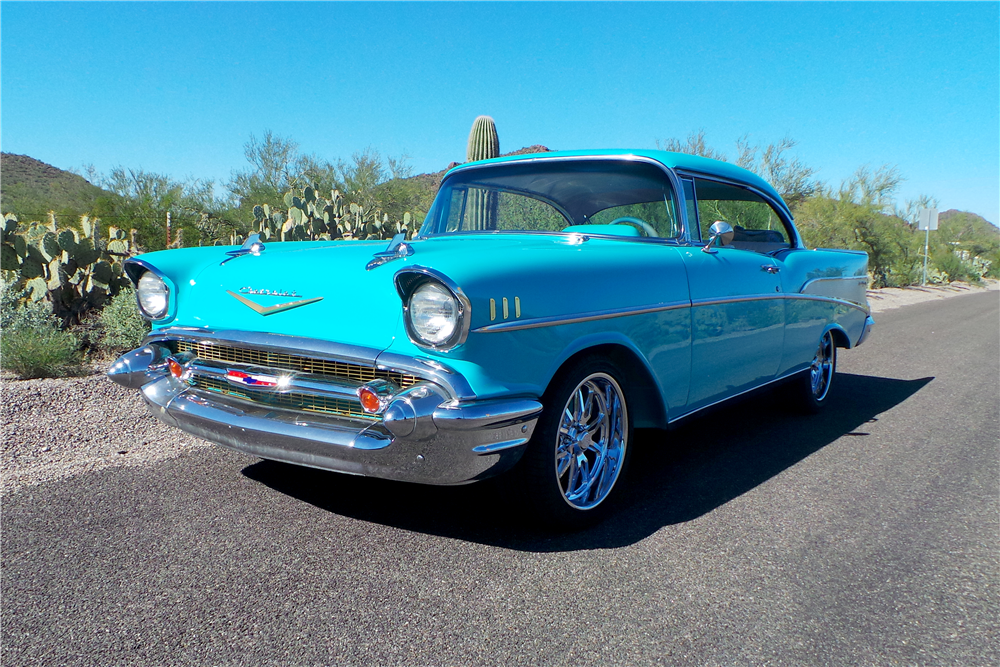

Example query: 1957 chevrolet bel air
[109,150,874,526]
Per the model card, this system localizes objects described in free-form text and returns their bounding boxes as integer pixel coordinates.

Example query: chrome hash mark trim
[472,300,690,333]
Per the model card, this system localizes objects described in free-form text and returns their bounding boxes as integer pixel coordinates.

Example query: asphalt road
[3,292,998,666]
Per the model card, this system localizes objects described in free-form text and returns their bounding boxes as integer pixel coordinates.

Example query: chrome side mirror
[701,221,735,253]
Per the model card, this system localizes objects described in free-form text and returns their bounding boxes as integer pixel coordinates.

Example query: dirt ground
[866,280,999,313]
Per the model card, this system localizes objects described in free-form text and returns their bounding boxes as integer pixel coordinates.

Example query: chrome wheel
[554,372,628,510]
[809,331,835,402]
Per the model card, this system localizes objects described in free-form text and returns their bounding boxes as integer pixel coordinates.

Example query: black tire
[515,357,633,529]
[789,329,837,414]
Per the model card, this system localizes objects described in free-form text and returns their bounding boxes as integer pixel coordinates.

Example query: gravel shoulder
[2,280,996,497]
[1,367,207,496]
[866,279,998,313]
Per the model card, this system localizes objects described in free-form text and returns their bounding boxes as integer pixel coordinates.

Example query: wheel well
[828,326,851,349]
[549,344,667,429]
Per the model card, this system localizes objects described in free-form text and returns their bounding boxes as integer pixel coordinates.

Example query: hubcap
[809,332,835,401]
[554,373,628,510]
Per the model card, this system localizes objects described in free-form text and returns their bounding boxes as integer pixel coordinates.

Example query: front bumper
[109,338,541,485]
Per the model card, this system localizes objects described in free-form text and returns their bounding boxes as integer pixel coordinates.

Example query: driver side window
[693,178,790,254]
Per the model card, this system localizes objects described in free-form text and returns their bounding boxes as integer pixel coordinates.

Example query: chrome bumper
[109,343,541,485]
[856,315,875,347]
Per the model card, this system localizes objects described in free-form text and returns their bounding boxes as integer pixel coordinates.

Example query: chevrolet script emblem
[227,289,323,316]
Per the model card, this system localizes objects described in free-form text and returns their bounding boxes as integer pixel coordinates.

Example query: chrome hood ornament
[366,233,414,270]
[221,234,265,265]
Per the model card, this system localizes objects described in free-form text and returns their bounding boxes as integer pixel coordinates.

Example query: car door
[679,177,788,412]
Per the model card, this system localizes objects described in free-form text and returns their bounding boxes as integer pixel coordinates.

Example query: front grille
[190,376,376,421]
[174,340,419,388]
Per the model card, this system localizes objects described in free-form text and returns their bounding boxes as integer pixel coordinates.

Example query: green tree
[795,165,924,287]
[736,136,817,207]
[94,167,223,251]
[656,131,816,206]
[655,130,728,161]
[227,131,315,212]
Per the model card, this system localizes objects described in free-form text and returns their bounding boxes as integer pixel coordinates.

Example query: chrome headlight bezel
[125,260,172,321]
[395,267,471,351]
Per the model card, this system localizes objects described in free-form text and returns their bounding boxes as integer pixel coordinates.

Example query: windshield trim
[418,154,689,242]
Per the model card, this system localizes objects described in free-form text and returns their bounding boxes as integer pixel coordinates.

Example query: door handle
[760,265,780,274]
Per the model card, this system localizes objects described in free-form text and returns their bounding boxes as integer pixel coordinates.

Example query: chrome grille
[173,340,419,388]
[190,376,376,421]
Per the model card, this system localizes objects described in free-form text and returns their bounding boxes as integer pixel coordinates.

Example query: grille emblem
[226,370,279,388]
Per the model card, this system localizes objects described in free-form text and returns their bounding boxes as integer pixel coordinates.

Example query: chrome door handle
[760,265,780,274]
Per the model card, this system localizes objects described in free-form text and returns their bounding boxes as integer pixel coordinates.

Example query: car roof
[447,149,787,211]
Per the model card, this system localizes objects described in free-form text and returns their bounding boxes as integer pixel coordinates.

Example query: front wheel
[516,359,632,528]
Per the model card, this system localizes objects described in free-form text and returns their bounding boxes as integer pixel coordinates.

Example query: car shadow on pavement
[242,373,932,551]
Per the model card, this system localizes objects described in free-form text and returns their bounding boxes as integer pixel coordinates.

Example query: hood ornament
[227,290,323,316]
[221,234,265,266]
[366,233,414,271]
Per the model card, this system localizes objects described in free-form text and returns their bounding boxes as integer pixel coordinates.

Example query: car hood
[160,240,403,351]
[145,232,681,352]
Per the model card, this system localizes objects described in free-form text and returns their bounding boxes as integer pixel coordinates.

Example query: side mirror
[701,221,735,254]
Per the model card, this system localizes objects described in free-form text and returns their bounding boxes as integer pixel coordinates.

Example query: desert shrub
[932,250,976,283]
[100,286,150,351]
[1,282,83,378]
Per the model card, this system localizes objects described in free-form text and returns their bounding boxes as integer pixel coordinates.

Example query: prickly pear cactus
[250,179,416,245]
[0,213,136,322]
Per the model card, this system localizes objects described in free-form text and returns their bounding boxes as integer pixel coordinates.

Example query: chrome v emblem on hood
[226,290,323,316]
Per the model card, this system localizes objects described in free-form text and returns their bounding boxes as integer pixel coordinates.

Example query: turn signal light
[168,357,184,378]
[358,387,382,413]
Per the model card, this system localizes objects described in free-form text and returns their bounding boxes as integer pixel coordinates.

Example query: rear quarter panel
[777,247,870,376]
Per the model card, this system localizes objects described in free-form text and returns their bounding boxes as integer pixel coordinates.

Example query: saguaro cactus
[466,116,500,230]
[466,115,500,162]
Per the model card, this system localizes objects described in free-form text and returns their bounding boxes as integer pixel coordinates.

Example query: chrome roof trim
[673,168,800,249]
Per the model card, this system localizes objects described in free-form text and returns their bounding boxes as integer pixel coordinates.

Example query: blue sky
[2,2,998,223]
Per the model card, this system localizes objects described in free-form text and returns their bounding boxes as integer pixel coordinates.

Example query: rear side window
[692,178,791,253]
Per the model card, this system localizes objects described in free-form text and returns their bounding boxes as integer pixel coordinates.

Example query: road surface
[3,291,997,666]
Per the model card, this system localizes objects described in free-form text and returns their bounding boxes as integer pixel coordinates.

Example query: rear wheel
[517,359,632,528]
[790,330,837,413]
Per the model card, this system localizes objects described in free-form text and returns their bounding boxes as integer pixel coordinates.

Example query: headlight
[136,271,170,320]
[408,282,460,346]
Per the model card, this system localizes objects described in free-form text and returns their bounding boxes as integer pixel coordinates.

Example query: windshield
[420,159,681,239]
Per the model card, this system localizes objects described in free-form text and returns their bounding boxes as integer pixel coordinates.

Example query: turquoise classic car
[109,150,874,526]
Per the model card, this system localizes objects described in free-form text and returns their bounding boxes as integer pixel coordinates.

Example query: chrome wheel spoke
[808,332,835,401]
[554,372,629,511]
